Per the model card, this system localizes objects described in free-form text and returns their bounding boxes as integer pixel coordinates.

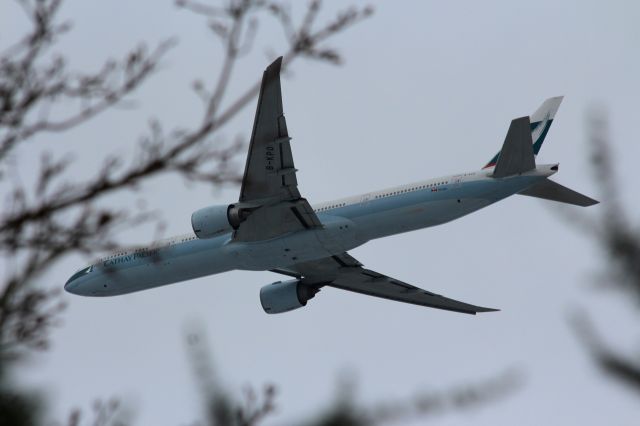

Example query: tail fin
[492,116,536,178]
[519,178,599,206]
[483,96,563,169]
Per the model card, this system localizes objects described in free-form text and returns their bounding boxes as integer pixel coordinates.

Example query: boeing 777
[64,57,598,315]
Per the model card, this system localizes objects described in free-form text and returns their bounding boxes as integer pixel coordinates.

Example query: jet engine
[260,279,320,314]
[191,204,250,239]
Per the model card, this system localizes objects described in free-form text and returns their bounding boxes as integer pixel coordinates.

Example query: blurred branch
[0,363,43,426]
[586,110,640,300]
[185,323,277,426]
[185,323,520,426]
[0,39,176,159]
[305,369,522,426]
[60,397,132,426]
[563,108,640,396]
[570,310,640,394]
[0,0,175,160]
[553,109,640,299]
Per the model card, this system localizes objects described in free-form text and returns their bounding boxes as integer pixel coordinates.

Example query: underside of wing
[240,57,297,203]
[273,253,498,315]
[233,57,321,241]
[329,268,498,314]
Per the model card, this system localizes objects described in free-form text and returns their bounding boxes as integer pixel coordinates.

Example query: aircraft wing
[233,57,322,241]
[272,253,498,315]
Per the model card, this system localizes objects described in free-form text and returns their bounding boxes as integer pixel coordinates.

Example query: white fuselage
[64,165,557,296]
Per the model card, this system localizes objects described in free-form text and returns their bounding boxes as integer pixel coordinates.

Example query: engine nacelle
[191,203,254,239]
[191,204,234,239]
[260,279,319,314]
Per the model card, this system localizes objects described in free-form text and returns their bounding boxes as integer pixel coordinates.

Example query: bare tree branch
[0,0,374,366]
[0,1,373,424]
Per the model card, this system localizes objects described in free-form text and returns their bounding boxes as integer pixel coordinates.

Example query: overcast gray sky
[5,0,640,424]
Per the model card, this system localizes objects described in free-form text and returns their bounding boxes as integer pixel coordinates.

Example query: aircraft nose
[64,265,94,295]
[64,277,81,294]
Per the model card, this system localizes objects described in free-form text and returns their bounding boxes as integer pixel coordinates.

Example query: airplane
[64,57,598,315]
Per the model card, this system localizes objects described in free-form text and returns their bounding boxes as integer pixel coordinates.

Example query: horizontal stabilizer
[493,116,536,178]
[519,178,599,206]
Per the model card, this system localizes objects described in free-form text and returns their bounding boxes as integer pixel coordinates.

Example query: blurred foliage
[185,325,277,426]
[184,323,522,426]
[0,360,42,426]
[564,109,640,395]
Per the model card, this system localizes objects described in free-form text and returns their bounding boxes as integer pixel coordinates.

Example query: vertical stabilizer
[530,96,563,155]
[492,116,536,178]
[484,96,563,169]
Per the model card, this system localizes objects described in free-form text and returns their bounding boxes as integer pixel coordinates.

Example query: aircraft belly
[315,215,363,253]
[356,198,493,240]
[87,241,237,296]
[230,236,326,270]
[231,216,362,270]
[350,176,549,241]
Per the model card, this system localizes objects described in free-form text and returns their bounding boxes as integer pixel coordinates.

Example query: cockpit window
[67,265,93,283]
